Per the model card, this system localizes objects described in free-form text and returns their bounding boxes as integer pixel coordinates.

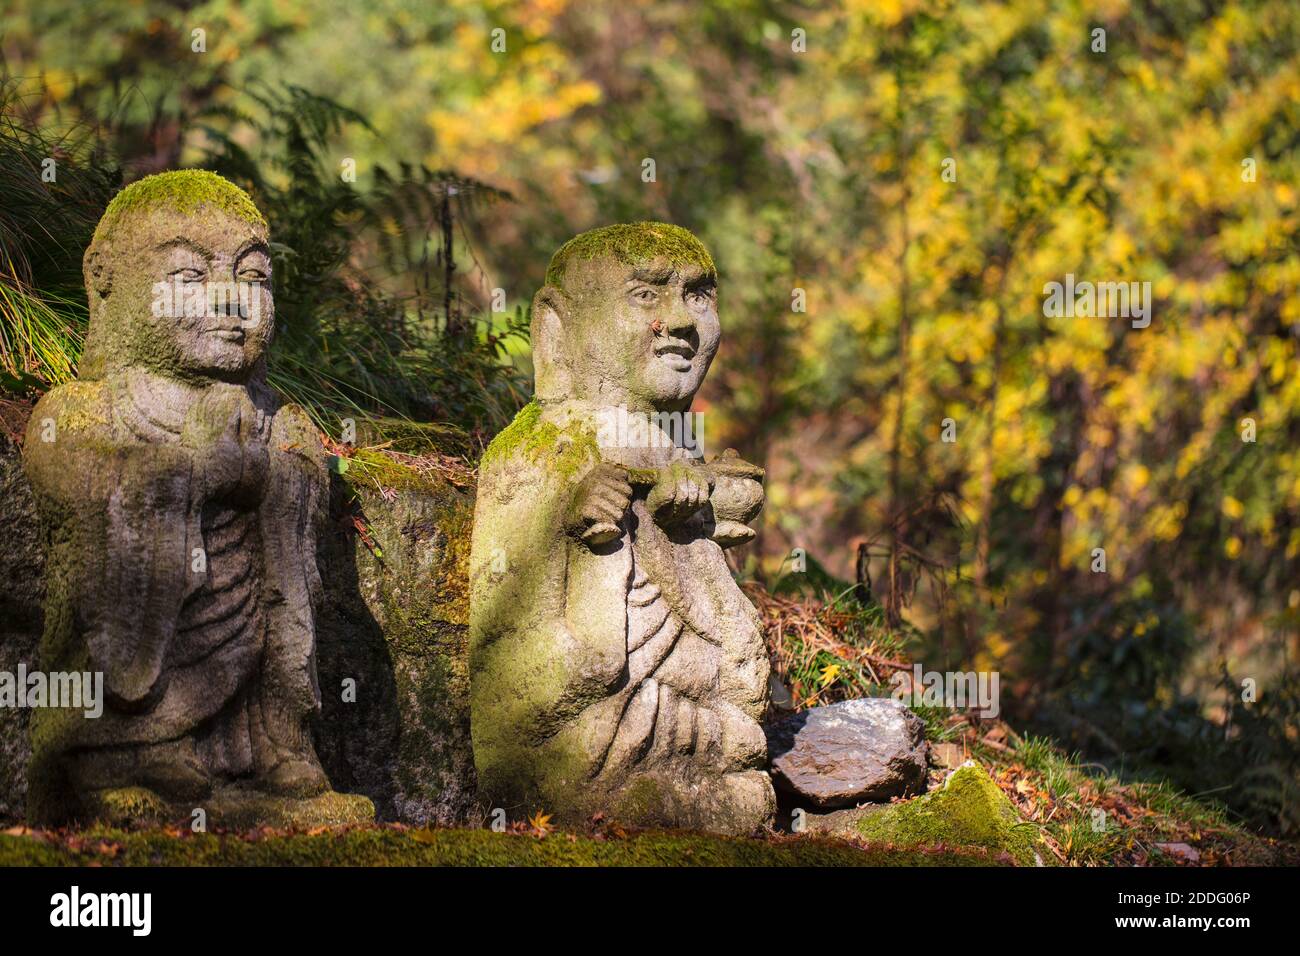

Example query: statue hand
[647,460,714,529]
[182,385,266,502]
[567,463,633,546]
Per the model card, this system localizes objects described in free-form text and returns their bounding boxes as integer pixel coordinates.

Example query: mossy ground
[0,823,1013,867]
[915,716,1300,866]
[751,588,1299,867]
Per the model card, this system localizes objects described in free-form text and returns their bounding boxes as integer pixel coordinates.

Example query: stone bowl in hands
[708,448,764,547]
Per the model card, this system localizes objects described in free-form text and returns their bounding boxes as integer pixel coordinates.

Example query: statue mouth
[210,328,245,343]
[654,342,694,371]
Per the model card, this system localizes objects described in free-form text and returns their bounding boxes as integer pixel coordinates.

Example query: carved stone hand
[567,462,633,545]
[646,460,714,528]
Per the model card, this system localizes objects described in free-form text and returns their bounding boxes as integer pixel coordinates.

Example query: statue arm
[23,385,198,708]
[470,449,628,743]
[258,404,328,721]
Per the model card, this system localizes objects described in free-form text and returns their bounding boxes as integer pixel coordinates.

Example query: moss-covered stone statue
[22,171,372,827]
[469,223,775,834]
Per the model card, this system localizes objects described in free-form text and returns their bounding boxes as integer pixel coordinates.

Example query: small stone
[766,697,929,809]
[767,674,796,714]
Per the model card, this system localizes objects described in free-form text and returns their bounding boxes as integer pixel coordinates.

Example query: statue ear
[531,285,573,403]
[84,247,113,300]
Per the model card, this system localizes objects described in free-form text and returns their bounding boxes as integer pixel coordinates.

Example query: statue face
[560,255,720,412]
[98,208,274,382]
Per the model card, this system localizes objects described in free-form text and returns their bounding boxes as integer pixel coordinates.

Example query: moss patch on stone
[91,170,267,249]
[852,762,1043,866]
[204,789,374,830]
[478,400,543,469]
[76,787,373,830]
[545,222,716,290]
[0,824,1013,867]
[478,400,599,481]
[341,449,443,496]
[86,788,167,826]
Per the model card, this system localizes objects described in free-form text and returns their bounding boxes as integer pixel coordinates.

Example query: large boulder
[766,697,928,809]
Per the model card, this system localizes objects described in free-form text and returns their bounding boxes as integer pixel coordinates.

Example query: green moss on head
[91,170,267,251]
[545,222,716,291]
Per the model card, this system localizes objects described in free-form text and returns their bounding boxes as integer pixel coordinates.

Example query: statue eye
[686,290,713,309]
[237,268,268,283]
[171,268,205,283]
[631,287,658,305]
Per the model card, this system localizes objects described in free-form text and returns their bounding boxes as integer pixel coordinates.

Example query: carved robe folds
[23,375,333,822]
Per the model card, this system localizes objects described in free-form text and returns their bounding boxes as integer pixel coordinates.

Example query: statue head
[531,222,719,413]
[79,170,274,384]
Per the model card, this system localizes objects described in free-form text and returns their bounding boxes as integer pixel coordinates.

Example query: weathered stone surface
[766,697,929,809]
[470,223,775,835]
[0,428,43,822]
[313,460,478,825]
[20,171,371,826]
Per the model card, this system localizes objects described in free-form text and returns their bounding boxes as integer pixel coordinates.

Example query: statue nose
[666,298,696,333]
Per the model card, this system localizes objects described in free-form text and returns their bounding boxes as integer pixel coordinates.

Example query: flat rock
[766,698,929,809]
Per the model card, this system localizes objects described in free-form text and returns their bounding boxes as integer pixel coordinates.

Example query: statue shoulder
[269,403,322,455]
[479,401,601,484]
[25,380,112,447]
[22,381,123,507]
